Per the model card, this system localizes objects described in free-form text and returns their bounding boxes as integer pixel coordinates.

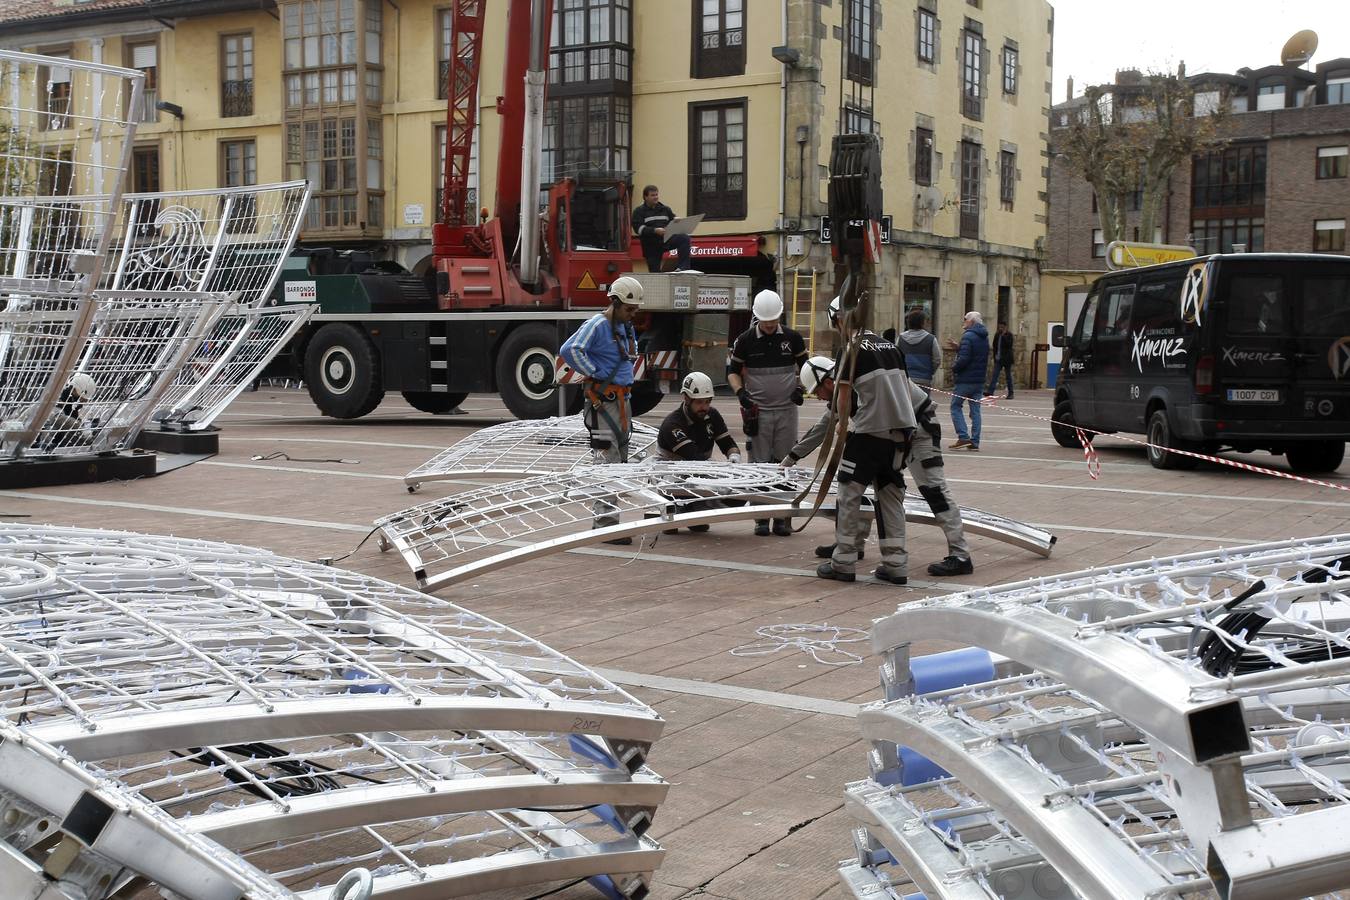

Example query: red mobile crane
[283,0,734,420]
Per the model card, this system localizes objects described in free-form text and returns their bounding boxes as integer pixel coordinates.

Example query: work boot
[815,543,864,560]
[603,536,633,546]
[950,438,971,449]
[816,562,855,583]
[687,524,710,533]
[927,555,974,576]
[771,519,792,537]
[873,568,908,585]
[754,520,771,537]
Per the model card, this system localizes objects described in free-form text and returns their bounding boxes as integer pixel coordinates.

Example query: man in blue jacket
[949,310,988,451]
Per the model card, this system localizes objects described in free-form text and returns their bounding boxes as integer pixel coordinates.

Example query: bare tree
[1057,68,1227,247]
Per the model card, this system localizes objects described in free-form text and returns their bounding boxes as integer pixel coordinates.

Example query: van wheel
[304,324,384,419]
[402,391,468,415]
[1051,402,1082,449]
[1147,409,1199,470]
[1286,441,1345,474]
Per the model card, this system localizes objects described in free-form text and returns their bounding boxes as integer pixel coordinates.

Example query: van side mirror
[1050,324,1066,348]
[436,270,450,295]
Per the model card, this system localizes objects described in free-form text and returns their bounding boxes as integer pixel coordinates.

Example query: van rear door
[1214,271,1295,419]
[1293,268,1350,425]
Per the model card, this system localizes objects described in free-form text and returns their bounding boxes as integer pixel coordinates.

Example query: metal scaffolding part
[405,414,661,487]
[151,303,315,430]
[381,462,1057,591]
[0,50,145,458]
[844,535,1350,900]
[105,181,310,306]
[0,523,668,900]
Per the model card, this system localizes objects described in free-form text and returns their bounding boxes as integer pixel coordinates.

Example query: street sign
[820,215,892,245]
[1105,241,1196,270]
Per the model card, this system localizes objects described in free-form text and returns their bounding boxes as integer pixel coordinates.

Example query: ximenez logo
[1331,336,1350,380]
[1222,346,1285,366]
[1131,329,1186,373]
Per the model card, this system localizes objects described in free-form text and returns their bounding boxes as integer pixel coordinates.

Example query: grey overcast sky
[1051,0,1350,104]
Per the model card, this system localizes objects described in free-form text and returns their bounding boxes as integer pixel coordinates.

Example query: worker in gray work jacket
[785,355,975,578]
[727,289,808,536]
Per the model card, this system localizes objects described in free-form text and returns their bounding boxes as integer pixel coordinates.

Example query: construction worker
[727,289,807,537]
[654,371,742,534]
[785,355,975,577]
[811,297,917,584]
[560,275,644,545]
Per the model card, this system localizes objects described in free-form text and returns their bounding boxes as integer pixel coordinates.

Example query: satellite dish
[1281,29,1318,67]
[917,186,943,213]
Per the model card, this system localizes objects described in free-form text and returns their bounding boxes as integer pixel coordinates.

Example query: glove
[728,452,742,464]
[737,388,753,409]
[780,454,797,468]
[791,386,805,406]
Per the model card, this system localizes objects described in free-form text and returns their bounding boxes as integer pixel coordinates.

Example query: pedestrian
[654,371,742,533]
[813,297,918,584]
[560,275,644,545]
[786,356,974,577]
[985,320,1016,399]
[631,184,692,273]
[727,289,808,536]
[949,311,989,452]
[896,309,941,396]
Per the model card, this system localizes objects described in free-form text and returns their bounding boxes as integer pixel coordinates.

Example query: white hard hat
[68,373,96,400]
[800,356,835,394]
[827,295,842,322]
[679,371,715,399]
[752,289,783,322]
[608,275,644,307]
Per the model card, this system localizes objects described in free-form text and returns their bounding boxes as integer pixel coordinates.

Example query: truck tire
[1146,408,1199,470]
[1051,401,1082,449]
[304,323,385,419]
[496,324,566,420]
[402,391,468,415]
[1286,440,1345,474]
[629,386,665,417]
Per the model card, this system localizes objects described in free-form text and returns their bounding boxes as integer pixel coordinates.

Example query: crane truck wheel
[304,323,385,419]
[495,324,576,420]
[401,391,469,415]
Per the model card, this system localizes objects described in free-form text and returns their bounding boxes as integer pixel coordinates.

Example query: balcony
[222,80,254,118]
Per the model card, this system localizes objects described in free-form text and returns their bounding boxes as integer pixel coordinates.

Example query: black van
[1050,253,1350,474]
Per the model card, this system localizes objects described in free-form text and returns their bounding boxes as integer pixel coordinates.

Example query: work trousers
[750,405,798,527]
[832,434,908,578]
[585,392,632,527]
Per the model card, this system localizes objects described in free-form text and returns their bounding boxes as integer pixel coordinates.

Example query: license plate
[1226,388,1281,403]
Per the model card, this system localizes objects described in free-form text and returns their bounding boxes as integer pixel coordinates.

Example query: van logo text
[1222,347,1285,366]
[1132,330,1187,372]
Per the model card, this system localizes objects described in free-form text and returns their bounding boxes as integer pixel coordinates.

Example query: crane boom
[440,0,487,228]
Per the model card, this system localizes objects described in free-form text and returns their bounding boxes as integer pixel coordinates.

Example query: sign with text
[820,215,892,244]
[284,280,318,303]
[1106,241,1195,270]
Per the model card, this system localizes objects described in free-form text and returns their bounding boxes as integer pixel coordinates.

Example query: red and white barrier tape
[930,386,1349,495]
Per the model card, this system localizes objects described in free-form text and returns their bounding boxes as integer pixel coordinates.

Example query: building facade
[1044,60,1350,339]
[3,0,1053,384]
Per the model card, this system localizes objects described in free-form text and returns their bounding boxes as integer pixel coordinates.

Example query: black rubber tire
[401,391,468,415]
[1286,440,1346,474]
[1051,401,1082,449]
[1146,408,1199,470]
[495,324,569,420]
[629,386,665,417]
[303,323,384,419]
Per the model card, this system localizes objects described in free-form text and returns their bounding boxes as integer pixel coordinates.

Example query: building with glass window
[1045,60,1350,325]
[3,0,1053,378]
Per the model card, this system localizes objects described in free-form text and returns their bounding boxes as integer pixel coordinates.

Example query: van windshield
[1227,275,1285,336]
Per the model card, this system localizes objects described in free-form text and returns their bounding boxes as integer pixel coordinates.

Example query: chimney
[1066,76,1074,99]
[1115,68,1142,85]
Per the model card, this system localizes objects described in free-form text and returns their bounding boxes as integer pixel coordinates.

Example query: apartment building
[3,0,1053,374]
[1045,60,1350,326]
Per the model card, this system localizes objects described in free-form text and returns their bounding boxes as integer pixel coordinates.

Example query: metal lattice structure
[0,523,667,900]
[105,181,309,304]
[151,303,315,431]
[843,534,1350,900]
[406,415,661,487]
[378,462,1056,591]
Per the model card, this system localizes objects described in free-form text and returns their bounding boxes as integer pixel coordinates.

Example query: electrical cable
[251,450,361,464]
